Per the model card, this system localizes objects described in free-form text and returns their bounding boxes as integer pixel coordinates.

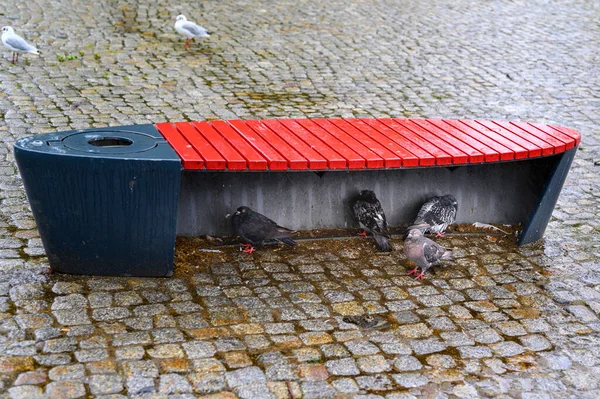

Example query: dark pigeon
[404,229,454,279]
[408,194,458,237]
[351,190,392,252]
[231,206,296,253]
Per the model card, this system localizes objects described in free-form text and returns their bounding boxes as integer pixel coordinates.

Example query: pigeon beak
[234,211,240,216]
[225,213,231,219]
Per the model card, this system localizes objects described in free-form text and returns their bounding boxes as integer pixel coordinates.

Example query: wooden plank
[427,119,500,162]
[329,119,402,168]
[155,122,204,170]
[379,118,453,165]
[262,120,328,170]
[209,120,268,170]
[361,119,436,166]
[313,119,384,168]
[508,121,566,154]
[476,120,541,158]
[245,120,309,170]
[348,119,419,167]
[492,120,554,156]
[444,120,515,161]
[174,122,227,170]
[546,125,581,146]
[227,120,288,170]
[459,120,527,159]
[528,123,579,149]
[295,119,366,169]
[404,119,470,164]
[277,119,347,169]
[192,122,247,170]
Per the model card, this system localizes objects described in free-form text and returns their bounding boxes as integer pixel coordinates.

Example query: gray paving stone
[393,355,423,371]
[89,374,124,395]
[226,366,266,388]
[182,340,216,358]
[325,358,360,375]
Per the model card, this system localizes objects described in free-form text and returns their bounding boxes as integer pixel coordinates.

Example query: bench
[14,118,580,276]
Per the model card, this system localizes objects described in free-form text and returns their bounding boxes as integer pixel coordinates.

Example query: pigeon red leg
[436,232,445,237]
[358,231,368,237]
[415,272,425,280]
[408,267,419,275]
[240,243,255,254]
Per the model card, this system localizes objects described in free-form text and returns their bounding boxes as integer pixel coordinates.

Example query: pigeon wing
[4,35,37,53]
[422,239,446,265]
[353,200,389,237]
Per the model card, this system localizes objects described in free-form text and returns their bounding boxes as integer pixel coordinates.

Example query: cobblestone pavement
[1,0,599,397]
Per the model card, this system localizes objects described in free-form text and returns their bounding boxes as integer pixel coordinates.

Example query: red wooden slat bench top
[156,119,580,171]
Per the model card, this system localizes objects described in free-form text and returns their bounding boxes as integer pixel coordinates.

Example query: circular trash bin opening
[88,137,134,147]
[62,130,158,154]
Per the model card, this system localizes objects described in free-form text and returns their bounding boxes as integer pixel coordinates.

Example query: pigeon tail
[373,233,392,252]
[278,237,297,247]
[441,249,454,261]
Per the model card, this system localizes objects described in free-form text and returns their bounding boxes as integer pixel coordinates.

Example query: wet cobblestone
[1,0,600,397]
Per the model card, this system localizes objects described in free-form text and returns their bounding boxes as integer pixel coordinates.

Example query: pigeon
[351,189,392,252]
[408,195,458,237]
[231,206,296,253]
[404,229,454,279]
[174,15,210,50]
[1,26,40,64]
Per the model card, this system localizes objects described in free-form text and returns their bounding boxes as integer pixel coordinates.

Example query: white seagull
[1,26,40,64]
[174,15,210,50]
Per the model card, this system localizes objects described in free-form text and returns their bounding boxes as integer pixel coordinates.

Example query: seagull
[408,195,458,237]
[351,190,392,252]
[174,15,210,50]
[404,229,454,280]
[231,206,296,254]
[1,26,40,64]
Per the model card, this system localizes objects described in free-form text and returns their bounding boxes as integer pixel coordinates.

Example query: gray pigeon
[231,206,296,253]
[351,190,392,252]
[408,195,457,237]
[404,229,454,279]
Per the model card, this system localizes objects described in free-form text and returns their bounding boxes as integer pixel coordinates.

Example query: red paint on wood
[173,122,226,170]
[155,122,204,169]
[262,120,328,170]
[227,120,288,170]
[379,118,453,165]
[244,120,308,170]
[277,119,347,169]
[191,121,247,170]
[427,119,500,162]
[209,120,268,170]
[295,119,366,169]
[361,119,436,166]
[329,119,402,168]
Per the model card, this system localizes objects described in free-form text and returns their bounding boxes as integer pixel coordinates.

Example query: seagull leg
[240,243,255,254]
[185,38,191,50]
[11,52,15,64]
[358,231,368,237]
[16,53,19,63]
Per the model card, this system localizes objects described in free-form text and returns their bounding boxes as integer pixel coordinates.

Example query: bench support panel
[519,148,577,245]
[177,156,561,239]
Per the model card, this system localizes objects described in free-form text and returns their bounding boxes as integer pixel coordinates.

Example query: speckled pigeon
[408,194,458,237]
[351,190,392,252]
[404,229,454,279]
[231,206,296,253]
